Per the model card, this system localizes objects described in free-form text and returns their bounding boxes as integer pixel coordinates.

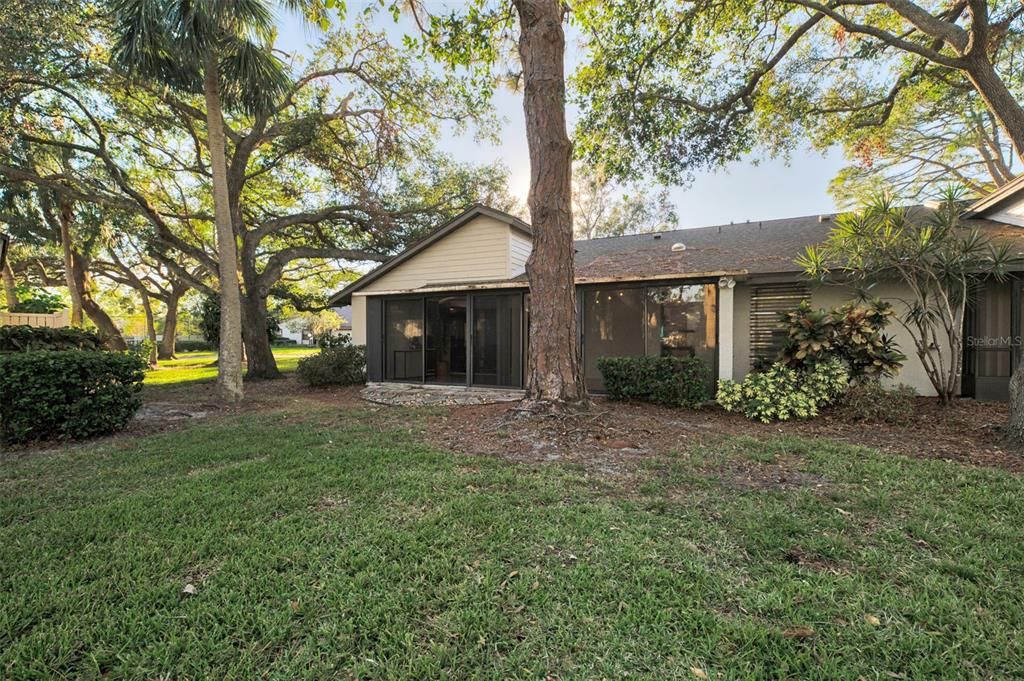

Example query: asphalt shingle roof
[570,209,1023,281]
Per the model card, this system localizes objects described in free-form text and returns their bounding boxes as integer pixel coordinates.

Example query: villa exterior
[330,178,1024,401]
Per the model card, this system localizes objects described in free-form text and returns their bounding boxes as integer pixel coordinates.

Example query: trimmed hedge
[597,355,710,408]
[837,381,916,424]
[174,340,214,353]
[0,350,146,444]
[0,325,106,352]
[296,337,366,386]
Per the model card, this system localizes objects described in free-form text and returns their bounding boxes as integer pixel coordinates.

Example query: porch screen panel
[472,294,523,387]
[749,283,809,365]
[969,280,1012,378]
[646,284,717,389]
[582,287,645,391]
[385,299,423,381]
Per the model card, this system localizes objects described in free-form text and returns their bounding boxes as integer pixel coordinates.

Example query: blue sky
[275,7,845,230]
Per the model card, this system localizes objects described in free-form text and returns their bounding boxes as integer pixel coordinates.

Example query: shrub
[597,355,711,408]
[296,336,366,386]
[780,299,905,381]
[0,325,106,352]
[0,350,146,444]
[717,358,849,423]
[836,381,916,424]
[174,340,214,353]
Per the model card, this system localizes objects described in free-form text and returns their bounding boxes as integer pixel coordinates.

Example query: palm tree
[108,0,325,402]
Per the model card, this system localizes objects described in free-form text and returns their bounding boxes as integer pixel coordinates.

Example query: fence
[0,310,71,328]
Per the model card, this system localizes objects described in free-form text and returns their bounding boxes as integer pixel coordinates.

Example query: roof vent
[818,214,831,223]
[653,233,662,239]
[671,242,686,252]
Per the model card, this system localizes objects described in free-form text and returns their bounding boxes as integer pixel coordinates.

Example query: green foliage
[571,0,1024,193]
[800,191,1020,401]
[0,350,145,443]
[717,359,849,423]
[296,335,366,386]
[780,299,905,381]
[9,284,64,313]
[0,325,106,352]
[837,381,917,425]
[174,339,214,353]
[197,294,279,346]
[597,355,710,408]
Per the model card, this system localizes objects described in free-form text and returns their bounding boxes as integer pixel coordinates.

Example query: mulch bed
[427,397,1024,474]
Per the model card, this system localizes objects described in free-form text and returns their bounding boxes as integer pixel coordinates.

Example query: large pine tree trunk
[514,0,585,406]
[240,289,281,379]
[2,260,17,310]
[204,55,245,402]
[158,288,182,360]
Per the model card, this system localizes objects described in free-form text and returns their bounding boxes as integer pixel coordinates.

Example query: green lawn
[144,346,317,387]
[2,398,1023,679]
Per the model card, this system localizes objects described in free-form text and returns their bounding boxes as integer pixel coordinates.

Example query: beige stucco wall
[731,276,947,396]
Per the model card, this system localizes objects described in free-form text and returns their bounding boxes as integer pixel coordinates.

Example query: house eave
[348,269,752,298]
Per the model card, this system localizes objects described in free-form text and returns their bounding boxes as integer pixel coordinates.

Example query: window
[749,284,809,365]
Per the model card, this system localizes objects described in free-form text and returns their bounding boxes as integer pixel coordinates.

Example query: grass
[144,346,317,388]
[2,400,1023,679]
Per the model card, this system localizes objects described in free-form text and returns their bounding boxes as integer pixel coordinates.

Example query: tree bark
[2,260,17,310]
[56,197,84,327]
[514,0,585,405]
[158,287,183,360]
[204,54,245,402]
[963,55,1024,164]
[240,289,281,379]
[69,251,128,351]
[1008,365,1024,446]
[138,286,159,367]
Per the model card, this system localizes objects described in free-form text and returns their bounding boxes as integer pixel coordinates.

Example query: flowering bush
[717,358,848,423]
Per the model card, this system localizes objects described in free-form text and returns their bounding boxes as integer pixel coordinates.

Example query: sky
[275,5,846,231]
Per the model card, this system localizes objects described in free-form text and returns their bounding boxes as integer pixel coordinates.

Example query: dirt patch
[425,397,1024,474]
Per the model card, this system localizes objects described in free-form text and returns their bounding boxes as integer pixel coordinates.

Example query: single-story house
[329,176,1024,401]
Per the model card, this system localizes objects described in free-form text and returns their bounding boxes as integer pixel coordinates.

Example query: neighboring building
[329,181,1024,401]
[279,306,353,345]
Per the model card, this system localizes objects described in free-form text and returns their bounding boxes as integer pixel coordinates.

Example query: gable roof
[965,174,1024,218]
[328,205,531,306]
